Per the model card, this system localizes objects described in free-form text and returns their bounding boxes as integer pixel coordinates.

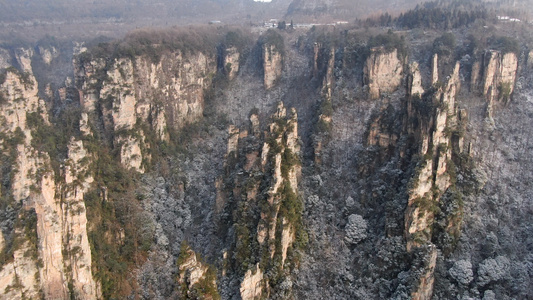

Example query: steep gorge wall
[216,102,302,300]
[0,68,99,299]
[474,50,518,102]
[364,47,404,99]
[404,62,461,250]
[75,50,217,172]
[62,139,99,299]
[223,46,240,81]
[263,44,283,90]
[0,69,64,300]
[0,27,529,300]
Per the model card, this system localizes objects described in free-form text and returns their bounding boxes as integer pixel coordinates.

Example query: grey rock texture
[0,22,533,300]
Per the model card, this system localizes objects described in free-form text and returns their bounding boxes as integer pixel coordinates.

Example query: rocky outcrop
[313,45,335,164]
[0,234,41,300]
[14,48,34,73]
[312,42,321,78]
[250,113,260,136]
[0,69,68,299]
[411,245,438,300]
[63,138,100,299]
[431,54,439,85]
[367,112,398,148]
[253,103,300,295]
[471,61,481,92]
[34,162,69,300]
[408,62,424,97]
[79,112,91,136]
[151,105,169,142]
[0,69,43,141]
[263,44,283,89]
[405,62,461,251]
[97,57,146,172]
[0,68,99,300]
[0,48,11,69]
[38,46,59,66]
[257,103,300,253]
[364,47,404,99]
[321,47,335,101]
[117,135,145,173]
[219,102,302,299]
[403,61,463,299]
[240,264,264,300]
[0,76,29,298]
[478,50,518,102]
[101,58,137,131]
[224,46,240,80]
[75,49,216,171]
[75,57,106,112]
[227,125,240,156]
[177,243,219,299]
[134,51,214,129]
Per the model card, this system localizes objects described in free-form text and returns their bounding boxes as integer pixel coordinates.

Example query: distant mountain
[0,0,292,23]
[286,0,425,21]
[0,0,529,25]
[0,0,530,43]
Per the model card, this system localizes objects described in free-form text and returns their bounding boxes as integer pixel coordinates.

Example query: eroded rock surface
[364,47,403,99]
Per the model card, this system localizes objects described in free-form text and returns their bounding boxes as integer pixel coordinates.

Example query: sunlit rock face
[75,50,216,172]
[0,67,99,299]
[263,44,283,89]
[476,50,518,102]
[364,47,403,99]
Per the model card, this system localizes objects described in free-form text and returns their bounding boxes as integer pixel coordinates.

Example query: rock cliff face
[177,243,219,299]
[411,246,438,300]
[0,67,99,299]
[401,59,466,299]
[63,138,99,299]
[76,57,105,112]
[0,69,63,300]
[256,103,300,260]
[75,49,216,171]
[364,47,404,99]
[405,61,461,251]
[263,44,283,89]
[321,47,336,101]
[240,264,263,300]
[0,226,41,300]
[477,50,518,102]
[224,47,240,80]
[313,45,335,164]
[1,25,532,300]
[408,62,424,97]
[37,46,59,66]
[216,102,302,299]
[14,48,34,73]
[0,48,11,69]
[431,53,439,85]
[366,110,398,148]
